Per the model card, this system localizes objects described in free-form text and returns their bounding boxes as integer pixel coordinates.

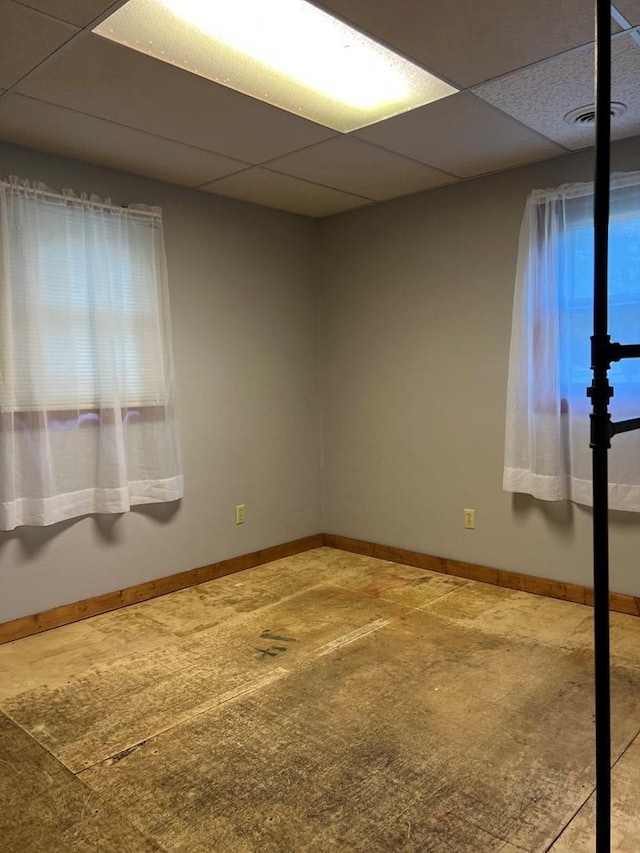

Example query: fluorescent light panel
[93,0,458,132]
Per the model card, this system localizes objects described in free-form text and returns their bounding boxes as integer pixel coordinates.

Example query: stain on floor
[3,584,404,772]
[77,607,640,852]
[1,546,639,851]
[360,576,413,596]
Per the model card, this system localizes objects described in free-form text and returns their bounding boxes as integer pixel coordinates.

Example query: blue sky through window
[561,217,640,415]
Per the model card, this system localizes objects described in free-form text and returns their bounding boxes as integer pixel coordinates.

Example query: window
[5,189,167,410]
[561,209,640,414]
[503,172,640,512]
[0,177,182,530]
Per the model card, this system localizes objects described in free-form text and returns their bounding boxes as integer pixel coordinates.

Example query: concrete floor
[1,547,640,852]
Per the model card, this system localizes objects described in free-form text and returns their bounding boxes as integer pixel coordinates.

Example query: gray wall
[3,134,640,624]
[0,143,323,622]
[319,138,640,596]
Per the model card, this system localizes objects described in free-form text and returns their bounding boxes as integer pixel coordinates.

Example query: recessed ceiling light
[93,0,458,132]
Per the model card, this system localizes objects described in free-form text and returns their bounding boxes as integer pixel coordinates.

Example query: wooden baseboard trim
[5,530,639,646]
[0,533,325,646]
[324,533,640,618]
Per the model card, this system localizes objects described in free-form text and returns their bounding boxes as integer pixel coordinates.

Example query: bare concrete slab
[422,580,596,648]
[78,607,640,852]
[0,549,333,703]
[0,711,160,853]
[3,548,640,851]
[4,585,404,772]
[0,608,176,703]
[424,578,640,673]
[550,734,640,852]
[324,549,470,608]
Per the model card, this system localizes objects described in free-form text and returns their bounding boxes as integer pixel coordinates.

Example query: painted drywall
[319,137,640,596]
[3,135,640,623]
[0,142,323,622]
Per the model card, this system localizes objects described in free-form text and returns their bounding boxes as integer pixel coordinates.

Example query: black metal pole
[589,0,612,850]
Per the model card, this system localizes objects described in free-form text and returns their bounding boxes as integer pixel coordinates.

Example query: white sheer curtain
[0,176,183,529]
[504,171,640,511]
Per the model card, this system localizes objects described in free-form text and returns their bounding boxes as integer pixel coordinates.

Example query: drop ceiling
[0,0,639,218]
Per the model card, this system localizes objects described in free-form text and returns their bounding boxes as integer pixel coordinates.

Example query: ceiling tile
[201,169,373,218]
[473,34,640,150]
[355,93,566,178]
[0,93,248,186]
[314,0,598,88]
[18,34,338,163]
[266,136,458,200]
[16,0,119,26]
[0,0,77,89]
[614,1,640,26]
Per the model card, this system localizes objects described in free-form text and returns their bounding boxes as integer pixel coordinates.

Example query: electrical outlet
[235,504,245,525]
[463,508,475,530]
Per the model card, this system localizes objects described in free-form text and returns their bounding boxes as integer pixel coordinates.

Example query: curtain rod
[528,171,640,204]
[0,180,161,219]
